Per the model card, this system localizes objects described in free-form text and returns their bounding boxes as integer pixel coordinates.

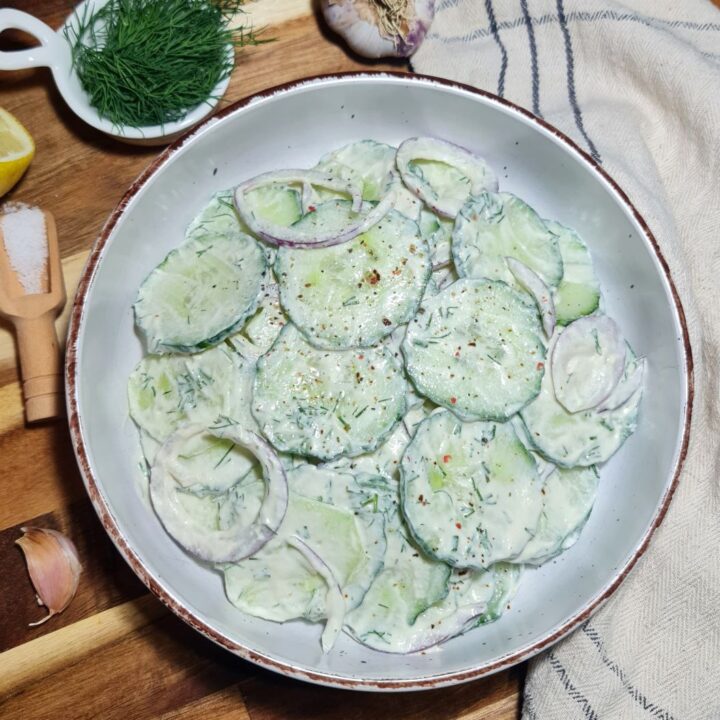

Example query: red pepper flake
[450,396,457,405]
[358,354,364,360]
[536,361,544,370]
[307,205,316,212]
[455,522,462,529]
[442,454,452,463]
[382,318,392,326]
[366,269,381,285]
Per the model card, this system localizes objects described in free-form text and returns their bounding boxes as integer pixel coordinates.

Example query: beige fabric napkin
[413,2,720,717]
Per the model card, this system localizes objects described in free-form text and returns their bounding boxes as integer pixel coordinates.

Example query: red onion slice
[396,137,498,218]
[287,535,345,653]
[551,316,627,413]
[506,256,556,338]
[150,423,288,563]
[234,169,395,248]
[597,356,646,412]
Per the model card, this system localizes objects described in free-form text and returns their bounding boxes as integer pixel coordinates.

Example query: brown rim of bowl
[65,71,694,692]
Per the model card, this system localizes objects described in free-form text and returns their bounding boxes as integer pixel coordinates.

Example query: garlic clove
[321,0,435,59]
[16,527,82,627]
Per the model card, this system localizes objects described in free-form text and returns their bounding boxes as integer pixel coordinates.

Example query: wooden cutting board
[0,2,527,718]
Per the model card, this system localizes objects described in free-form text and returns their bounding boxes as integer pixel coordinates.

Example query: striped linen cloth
[413,2,720,719]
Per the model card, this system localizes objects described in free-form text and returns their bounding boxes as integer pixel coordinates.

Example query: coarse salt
[1,202,47,295]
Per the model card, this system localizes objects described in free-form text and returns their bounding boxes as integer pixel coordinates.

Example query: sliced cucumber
[453,193,563,288]
[275,208,431,349]
[396,137,498,218]
[242,280,287,354]
[170,465,265,543]
[134,229,267,354]
[150,424,287,563]
[162,429,259,493]
[344,509,452,651]
[474,562,523,624]
[512,466,599,565]
[185,190,246,241]
[419,209,453,267]
[223,491,364,623]
[241,184,303,227]
[127,340,257,443]
[252,324,407,460]
[520,347,643,466]
[394,185,423,222]
[402,278,546,421]
[288,465,388,607]
[315,140,396,202]
[326,419,411,480]
[545,220,600,325]
[400,410,543,569]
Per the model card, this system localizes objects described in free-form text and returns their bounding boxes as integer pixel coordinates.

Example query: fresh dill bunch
[65,0,268,129]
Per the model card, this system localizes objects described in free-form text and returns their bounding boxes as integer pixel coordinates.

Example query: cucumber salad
[127,137,645,654]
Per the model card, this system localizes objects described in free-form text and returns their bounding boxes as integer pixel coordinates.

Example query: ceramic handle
[0,9,61,71]
[14,314,64,423]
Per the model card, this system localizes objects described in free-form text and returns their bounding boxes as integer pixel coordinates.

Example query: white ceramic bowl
[66,73,692,690]
[0,1,231,145]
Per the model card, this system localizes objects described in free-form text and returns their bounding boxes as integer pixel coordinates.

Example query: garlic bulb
[16,527,82,626]
[321,0,435,59]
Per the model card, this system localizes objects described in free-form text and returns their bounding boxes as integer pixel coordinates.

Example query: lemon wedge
[0,108,35,198]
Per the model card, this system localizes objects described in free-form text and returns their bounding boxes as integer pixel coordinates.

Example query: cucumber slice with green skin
[275,208,431,349]
[242,280,287,354]
[252,324,407,460]
[419,208,453,268]
[326,419,411,480]
[545,220,600,325]
[400,410,543,569]
[402,278,546,422]
[453,193,563,289]
[396,137,498,218]
[315,140,396,202]
[186,190,246,242]
[344,512,452,652]
[347,562,503,654]
[242,185,303,227]
[128,340,258,443]
[474,562,523,625]
[520,343,643,467]
[134,230,267,354]
[288,465,388,608]
[169,466,266,539]
[151,424,288,563]
[223,491,365,623]
[511,466,599,566]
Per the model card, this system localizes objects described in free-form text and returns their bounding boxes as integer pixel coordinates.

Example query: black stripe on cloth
[427,10,720,43]
[581,622,678,720]
[520,0,542,117]
[556,0,602,164]
[548,651,600,720]
[484,0,508,97]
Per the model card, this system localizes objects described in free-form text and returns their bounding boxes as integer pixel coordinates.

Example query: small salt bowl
[0,0,233,146]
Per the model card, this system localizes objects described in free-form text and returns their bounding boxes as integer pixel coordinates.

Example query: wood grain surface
[0,1,525,718]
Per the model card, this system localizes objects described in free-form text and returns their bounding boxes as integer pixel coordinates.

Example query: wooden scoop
[0,209,66,423]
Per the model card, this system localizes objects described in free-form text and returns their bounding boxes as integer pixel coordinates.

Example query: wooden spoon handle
[14,313,64,422]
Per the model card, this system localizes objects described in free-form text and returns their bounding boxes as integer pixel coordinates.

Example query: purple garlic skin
[321,0,436,59]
